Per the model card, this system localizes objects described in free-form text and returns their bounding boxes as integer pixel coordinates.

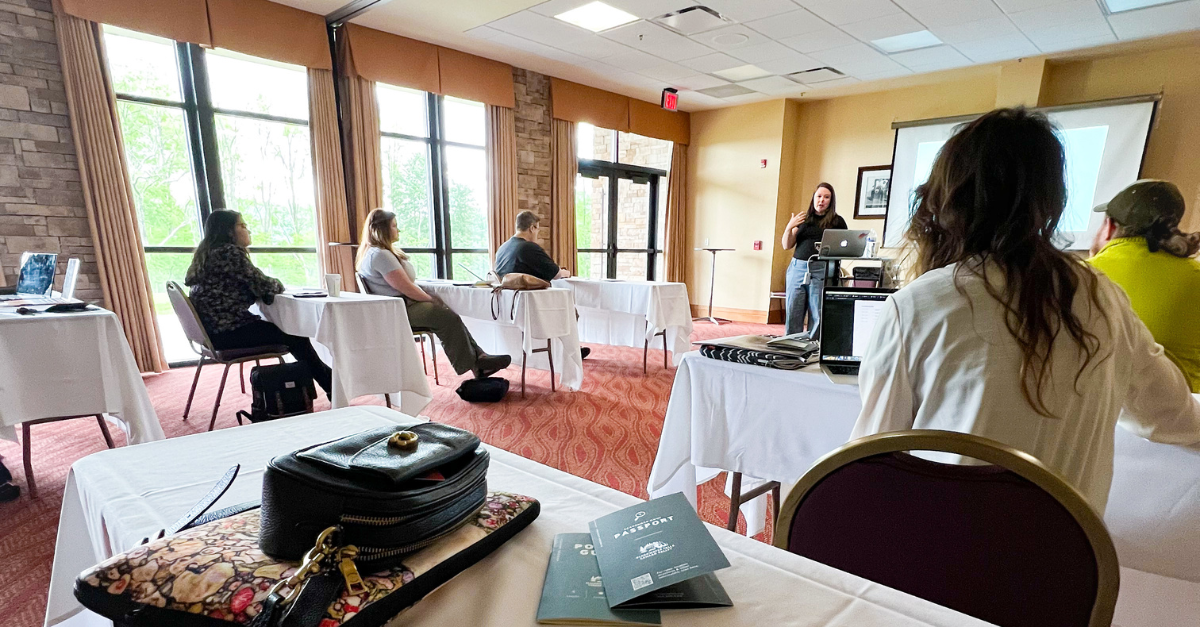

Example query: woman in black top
[780,182,846,337]
[185,210,333,397]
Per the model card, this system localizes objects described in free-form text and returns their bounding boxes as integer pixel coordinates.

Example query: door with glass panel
[575,164,664,280]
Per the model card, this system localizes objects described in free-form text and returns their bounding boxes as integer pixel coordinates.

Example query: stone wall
[0,0,100,301]
[512,67,551,251]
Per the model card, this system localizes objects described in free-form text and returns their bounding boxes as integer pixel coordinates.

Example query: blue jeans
[785,258,825,337]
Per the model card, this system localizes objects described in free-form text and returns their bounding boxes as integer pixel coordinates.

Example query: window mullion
[427,92,451,279]
[188,45,225,213]
[176,42,212,222]
[647,175,659,281]
[606,173,618,279]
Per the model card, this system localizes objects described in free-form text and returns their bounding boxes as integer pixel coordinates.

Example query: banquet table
[257,291,431,414]
[0,306,162,444]
[417,281,583,390]
[647,352,1200,626]
[551,278,693,366]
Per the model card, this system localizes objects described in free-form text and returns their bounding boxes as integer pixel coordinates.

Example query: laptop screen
[16,252,56,296]
[820,288,895,363]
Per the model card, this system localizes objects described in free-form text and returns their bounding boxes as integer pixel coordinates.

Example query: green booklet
[536,533,662,625]
[588,493,733,609]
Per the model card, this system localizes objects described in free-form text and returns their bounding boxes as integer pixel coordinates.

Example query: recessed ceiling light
[697,84,757,98]
[871,30,943,54]
[555,1,639,33]
[712,64,771,82]
[1102,0,1186,12]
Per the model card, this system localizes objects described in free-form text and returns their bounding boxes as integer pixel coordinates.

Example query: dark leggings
[209,320,333,396]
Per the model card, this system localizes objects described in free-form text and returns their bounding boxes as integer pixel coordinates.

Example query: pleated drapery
[486,105,518,262]
[664,143,689,284]
[550,119,577,273]
[347,76,383,241]
[58,15,166,373]
[308,68,356,291]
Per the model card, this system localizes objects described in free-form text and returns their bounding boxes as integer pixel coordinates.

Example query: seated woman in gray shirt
[356,209,510,379]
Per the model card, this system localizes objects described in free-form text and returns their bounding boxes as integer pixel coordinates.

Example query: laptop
[817,229,871,259]
[0,252,57,300]
[819,286,896,384]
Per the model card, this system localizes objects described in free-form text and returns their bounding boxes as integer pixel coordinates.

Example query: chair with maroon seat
[774,430,1119,627]
[166,281,290,431]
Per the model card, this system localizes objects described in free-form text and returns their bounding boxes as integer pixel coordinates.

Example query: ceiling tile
[638,62,700,81]
[701,0,803,22]
[798,0,904,26]
[602,48,673,70]
[697,83,758,98]
[728,40,799,63]
[676,90,728,108]
[531,0,699,20]
[756,50,823,74]
[993,0,1077,14]
[679,52,746,72]
[745,8,829,39]
[841,13,926,43]
[1033,32,1117,53]
[856,66,915,81]
[528,0,592,18]
[489,11,630,59]
[690,24,771,51]
[465,26,504,41]
[601,20,715,61]
[953,33,1039,63]
[893,0,1004,28]
[1108,0,1200,41]
[889,45,971,70]
[1023,19,1115,49]
[929,16,1021,45]
[779,23,858,52]
[1007,1,1108,33]
[673,73,732,90]
[810,42,907,76]
[737,75,808,95]
[805,76,861,89]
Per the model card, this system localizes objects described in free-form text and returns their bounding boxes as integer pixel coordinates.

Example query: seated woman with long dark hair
[356,208,510,379]
[853,107,1200,512]
[184,210,333,397]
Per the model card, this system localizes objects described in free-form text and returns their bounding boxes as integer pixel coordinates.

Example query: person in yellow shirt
[1089,180,1200,392]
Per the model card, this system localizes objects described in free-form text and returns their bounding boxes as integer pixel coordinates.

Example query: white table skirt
[418,281,584,390]
[46,407,989,627]
[0,308,162,444]
[258,292,431,414]
[647,352,1200,626]
[552,279,693,363]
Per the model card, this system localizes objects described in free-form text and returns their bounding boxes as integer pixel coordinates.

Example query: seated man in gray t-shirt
[494,210,569,281]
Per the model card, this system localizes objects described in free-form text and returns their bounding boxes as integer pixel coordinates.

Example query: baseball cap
[1093,179,1186,231]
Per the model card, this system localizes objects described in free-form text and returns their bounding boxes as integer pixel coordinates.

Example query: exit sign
[661,88,678,111]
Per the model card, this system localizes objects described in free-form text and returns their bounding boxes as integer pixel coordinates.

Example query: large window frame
[378,92,487,280]
[112,42,317,259]
[577,157,667,280]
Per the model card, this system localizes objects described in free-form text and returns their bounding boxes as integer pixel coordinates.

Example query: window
[377,84,488,280]
[105,26,319,364]
[575,124,671,281]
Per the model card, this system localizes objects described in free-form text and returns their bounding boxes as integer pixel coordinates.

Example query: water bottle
[865,231,877,258]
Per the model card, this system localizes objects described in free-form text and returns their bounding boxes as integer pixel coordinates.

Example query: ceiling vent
[653,6,731,36]
[786,67,845,84]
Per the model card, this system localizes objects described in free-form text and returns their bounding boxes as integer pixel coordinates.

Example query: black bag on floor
[456,377,509,402]
[236,361,316,424]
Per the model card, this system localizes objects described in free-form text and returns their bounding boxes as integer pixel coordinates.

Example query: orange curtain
[308,68,356,292]
[486,105,518,263]
[58,14,166,372]
[664,143,689,284]
[550,119,577,273]
[347,76,382,244]
[58,0,211,45]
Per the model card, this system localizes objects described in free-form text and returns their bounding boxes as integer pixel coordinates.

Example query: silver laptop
[819,286,896,385]
[0,252,56,300]
[818,229,871,259]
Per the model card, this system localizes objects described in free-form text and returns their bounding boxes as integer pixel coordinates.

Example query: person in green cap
[1089,179,1200,392]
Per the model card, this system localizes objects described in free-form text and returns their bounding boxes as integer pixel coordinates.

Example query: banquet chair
[774,430,1119,627]
[355,274,439,385]
[165,282,290,431]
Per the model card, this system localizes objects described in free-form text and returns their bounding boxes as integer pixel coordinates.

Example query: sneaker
[580,347,591,360]
[472,353,512,379]
[0,482,19,503]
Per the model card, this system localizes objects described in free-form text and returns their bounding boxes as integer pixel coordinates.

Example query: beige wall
[687,100,787,317]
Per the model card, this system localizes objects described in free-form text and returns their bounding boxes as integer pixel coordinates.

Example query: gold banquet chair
[774,430,1120,627]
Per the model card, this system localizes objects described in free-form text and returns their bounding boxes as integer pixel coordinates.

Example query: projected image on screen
[883,101,1156,251]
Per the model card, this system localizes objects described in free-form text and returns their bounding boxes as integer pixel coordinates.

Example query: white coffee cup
[324,273,341,298]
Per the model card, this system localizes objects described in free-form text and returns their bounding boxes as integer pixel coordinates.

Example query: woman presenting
[781,182,846,337]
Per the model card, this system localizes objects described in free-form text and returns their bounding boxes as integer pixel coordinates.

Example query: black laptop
[819,286,895,384]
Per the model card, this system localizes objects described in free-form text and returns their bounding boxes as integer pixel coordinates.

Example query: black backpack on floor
[236,361,316,424]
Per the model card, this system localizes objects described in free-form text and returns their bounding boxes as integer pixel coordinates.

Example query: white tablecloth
[648,352,1200,626]
[47,407,989,627]
[418,281,583,390]
[0,308,162,444]
[552,278,693,364]
[258,292,431,414]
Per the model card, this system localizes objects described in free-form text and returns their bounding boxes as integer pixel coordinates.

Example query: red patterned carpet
[0,320,782,627]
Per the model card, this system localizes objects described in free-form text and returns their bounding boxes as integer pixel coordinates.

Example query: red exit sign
[661,88,678,111]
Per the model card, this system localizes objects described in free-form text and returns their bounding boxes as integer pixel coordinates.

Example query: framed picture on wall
[854,165,891,219]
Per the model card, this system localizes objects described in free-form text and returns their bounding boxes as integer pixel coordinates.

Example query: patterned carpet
[0,320,783,627]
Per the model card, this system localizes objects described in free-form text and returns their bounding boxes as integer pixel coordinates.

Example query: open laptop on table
[819,286,896,385]
[0,252,56,300]
[817,229,871,259]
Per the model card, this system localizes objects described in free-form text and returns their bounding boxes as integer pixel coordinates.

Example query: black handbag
[236,362,316,424]
[456,377,509,402]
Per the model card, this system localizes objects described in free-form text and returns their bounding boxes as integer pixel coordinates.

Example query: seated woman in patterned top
[184,210,332,397]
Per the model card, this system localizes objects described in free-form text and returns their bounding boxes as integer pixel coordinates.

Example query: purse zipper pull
[338,546,367,596]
